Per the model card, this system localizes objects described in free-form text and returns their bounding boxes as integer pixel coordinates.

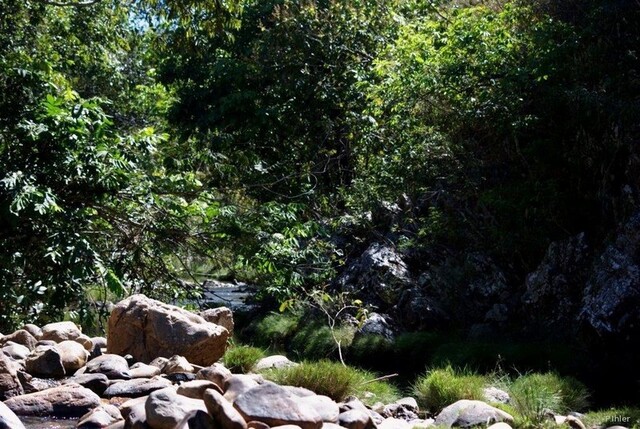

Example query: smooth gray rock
[298,396,339,423]
[130,363,161,379]
[64,373,109,396]
[77,404,124,429]
[203,388,247,429]
[483,387,510,404]
[196,363,231,391]
[145,387,207,429]
[337,409,374,429]
[2,343,31,360]
[0,401,26,429]
[176,409,214,429]
[233,382,322,429]
[119,396,148,429]
[253,355,297,372]
[85,354,131,379]
[104,377,173,398]
[434,400,514,428]
[21,325,42,340]
[223,374,261,403]
[378,418,411,429]
[177,380,222,399]
[3,383,101,417]
[355,313,395,342]
[25,345,65,378]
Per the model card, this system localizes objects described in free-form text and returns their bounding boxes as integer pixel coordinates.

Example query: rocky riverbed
[0,295,620,429]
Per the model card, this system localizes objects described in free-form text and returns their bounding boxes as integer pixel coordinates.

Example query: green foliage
[263,360,400,404]
[250,312,301,350]
[412,365,488,413]
[509,372,589,423]
[583,407,640,429]
[223,345,266,373]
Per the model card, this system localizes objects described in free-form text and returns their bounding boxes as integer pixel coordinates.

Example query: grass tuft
[263,359,400,404]
[223,345,266,373]
[412,365,488,413]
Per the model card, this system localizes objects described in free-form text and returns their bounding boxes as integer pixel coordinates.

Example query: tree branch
[33,0,101,7]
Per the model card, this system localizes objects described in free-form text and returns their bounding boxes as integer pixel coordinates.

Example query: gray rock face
[580,211,640,339]
[233,382,323,429]
[41,321,83,343]
[203,388,247,429]
[108,294,229,366]
[223,375,261,403]
[253,355,297,372]
[0,401,26,429]
[3,384,101,417]
[85,354,131,379]
[21,325,42,340]
[522,233,590,334]
[177,380,222,399]
[145,387,207,429]
[25,345,65,378]
[130,362,162,379]
[434,400,513,428]
[336,243,413,307]
[103,377,173,398]
[298,396,339,423]
[0,354,24,400]
[199,307,234,336]
[120,396,148,429]
[163,355,195,375]
[355,313,395,341]
[395,287,448,330]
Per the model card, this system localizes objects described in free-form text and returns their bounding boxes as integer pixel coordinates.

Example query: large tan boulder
[0,354,23,400]
[3,384,101,418]
[107,294,229,366]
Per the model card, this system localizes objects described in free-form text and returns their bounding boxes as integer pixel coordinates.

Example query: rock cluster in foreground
[0,294,564,429]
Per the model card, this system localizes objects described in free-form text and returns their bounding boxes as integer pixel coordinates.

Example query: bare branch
[33,0,102,7]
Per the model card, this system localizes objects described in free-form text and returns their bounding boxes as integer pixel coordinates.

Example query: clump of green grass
[289,323,355,360]
[251,313,301,349]
[263,360,400,404]
[508,372,589,425]
[223,345,266,373]
[412,365,488,413]
[583,407,640,429]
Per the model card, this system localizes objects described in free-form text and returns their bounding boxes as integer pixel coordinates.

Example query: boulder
[3,383,101,417]
[0,330,37,351]
[120,396,149,429]
[395,287,448,331]
[40,321,83,342]
[434,400,513,428]
[483,387,510,404]
[199,307,234,336]
[203,388,247,429]
[85,354,131,379]
[377,418,411,429]
[355,313,395,342]
[108,294,229,366]
[176,409,215,429]
[2,343,31,361]
[149,357,169,371]
[21,324,42,340]
[0,401,25,429]
[177,380,222,399]
[57,340,89,372]
[63,373,109,396]
[103,377,173,398]
[75,334,95,352]
[25,345,65,378]
[196,363,232,391]
[130,362,162,379]
[77,404,124,429]
[163,355,195,375]
[233,382,323,429]
[298,396,339,423]
[253,355,297,372]
[335,243,413,307]
[145,387,207,429]
[337,410,374,429]
[1,353,25,400]
[223,374,262,403]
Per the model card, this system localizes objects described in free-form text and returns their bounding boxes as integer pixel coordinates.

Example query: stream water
[20,416,78,429]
